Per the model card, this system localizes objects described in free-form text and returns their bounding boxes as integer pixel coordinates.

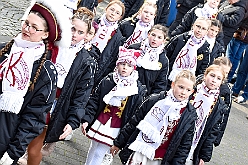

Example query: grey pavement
[1,0,248,164]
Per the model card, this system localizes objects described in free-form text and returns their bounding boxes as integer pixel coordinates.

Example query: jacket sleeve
[222,9,245,27]
[151,53,169,94]
[8,63,57,159]
[67,61,97,130]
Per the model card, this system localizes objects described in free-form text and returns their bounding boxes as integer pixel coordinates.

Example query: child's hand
[110,145,120,156]
[199,159,205,165]
[59,124,72,140]
[81,122,88,135]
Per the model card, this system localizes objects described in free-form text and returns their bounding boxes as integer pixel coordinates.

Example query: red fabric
[46,112,50,124]
[97,106,122,128]
[154,107,186,159]
[56,88,62,99]
[48,42,59,64]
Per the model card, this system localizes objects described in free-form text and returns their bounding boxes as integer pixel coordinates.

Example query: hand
[110,145,120,156]
[199,159,205,165]
[81,122,88,135]
[59,124,72,140]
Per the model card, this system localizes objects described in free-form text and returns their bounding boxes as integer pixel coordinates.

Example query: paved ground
[1,0,248,164]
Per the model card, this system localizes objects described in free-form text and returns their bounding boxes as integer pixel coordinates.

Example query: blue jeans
[232,48,248,100]
[226,38,248,82]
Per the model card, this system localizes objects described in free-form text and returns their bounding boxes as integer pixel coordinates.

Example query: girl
[206,19,225,64]
[120,2,157,48]
[18,7,97,165]
[111,70,197,165]
[92,0,126,86]
[0,0,71,164]
[186,64,227,165]
[81,46,147,165]
[128,24,169,95]
[166,17,211,85]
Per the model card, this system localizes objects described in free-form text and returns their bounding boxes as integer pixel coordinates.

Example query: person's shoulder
[42,60,57,80]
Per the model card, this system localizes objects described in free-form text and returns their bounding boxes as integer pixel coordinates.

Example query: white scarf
[55,39,85,88]
[103,69,139,106]
[136,39,164,70]
[195,3,218,19]
[169,32,206,81]
[205,35,216,52]
[128,89,188,160]
[91,14,118,53]
[0,34,44,114]
[187,81,219,160]
[123,17,154,48]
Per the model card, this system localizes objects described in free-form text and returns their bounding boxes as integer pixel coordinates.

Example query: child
[92,0,126,86]
[166,17,211,85]
[128,24,169,95]
[120,1,157,48]
[206,19,225,64]
[111,70,197,164]
[186,64,227,165]
[18,7,97,165]
[0,0,72,164]
[81,46,147,165]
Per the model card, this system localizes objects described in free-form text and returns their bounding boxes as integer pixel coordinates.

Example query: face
[204,69,224,90]
[207,25,220,38]
[220,64,231,78]
[139,5,156,23]
[71,18,88,45]
[117,62,134,77]
[148,29,166,48]
[171,77,194,101]
[193,20,209,39]
[85,26,96,43]
[207,0,220,9]
[21,13,49,42]
[105,3,123,22]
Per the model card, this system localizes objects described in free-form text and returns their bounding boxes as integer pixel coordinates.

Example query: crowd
[0,0,247,165]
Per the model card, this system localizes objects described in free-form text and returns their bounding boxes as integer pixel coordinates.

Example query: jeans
[226,38,248,82]
[232,48,248,100]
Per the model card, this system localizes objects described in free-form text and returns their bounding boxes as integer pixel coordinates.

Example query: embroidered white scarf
[103,69,139,106]
[55,39,85,88]
[0,34,44,114]
[123,17,154,48]
[169,32,206,81]
[136,38,164,70]
[128,89,188,160]
[187,81,219,160]
[195,3,218,19]
[91,14,118,53]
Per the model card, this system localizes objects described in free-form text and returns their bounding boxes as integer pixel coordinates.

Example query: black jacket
[45,48,97,143]
[193,96,227,164]
[0,43,57,162]
[82,72,147,130]
[154,0,170,26]
[128,43,169,95]
[165,32,210,76]
[77,0,98,11]
[119,18,138,41]
[176,0,204,14]
[93,18,126,87]
[209,40,225,64]
[114,91,197,165]
[218,0,248,46]
[123,0,145,19]
[171,3,225,46]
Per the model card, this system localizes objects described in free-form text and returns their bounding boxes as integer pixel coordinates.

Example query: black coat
[170,3,225,46]
[114,91,197,165]
[218,0,248,46]
[209,40,225,65]
[119,18,138,41]
[193,96,227,164]
[45,48,97,143]
[176,0,204,14]
[128,43,169,95]
[123,0,145,19]
[154,0,170,26]
[0,43,57,162]
[93,18,126,87]
[82,72,147,130]
[77,0,98,11]
[165,32,210,76]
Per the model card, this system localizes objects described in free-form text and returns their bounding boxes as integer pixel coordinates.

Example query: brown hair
[106,0,125,19]
[148,24,168,39]
[204,65,225,82]
[210,18,222,32]
[213,56,232,68]
[30,11,49,32]
[174,70,196,86]
[72,7,94,33]
[131,2,157,21]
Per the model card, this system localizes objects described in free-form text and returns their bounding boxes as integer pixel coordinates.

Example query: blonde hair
[106,0,125,19]
[193,17,211,30]
[174,70,196,86]
[204,65,225,82]
[131,2,157,21]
